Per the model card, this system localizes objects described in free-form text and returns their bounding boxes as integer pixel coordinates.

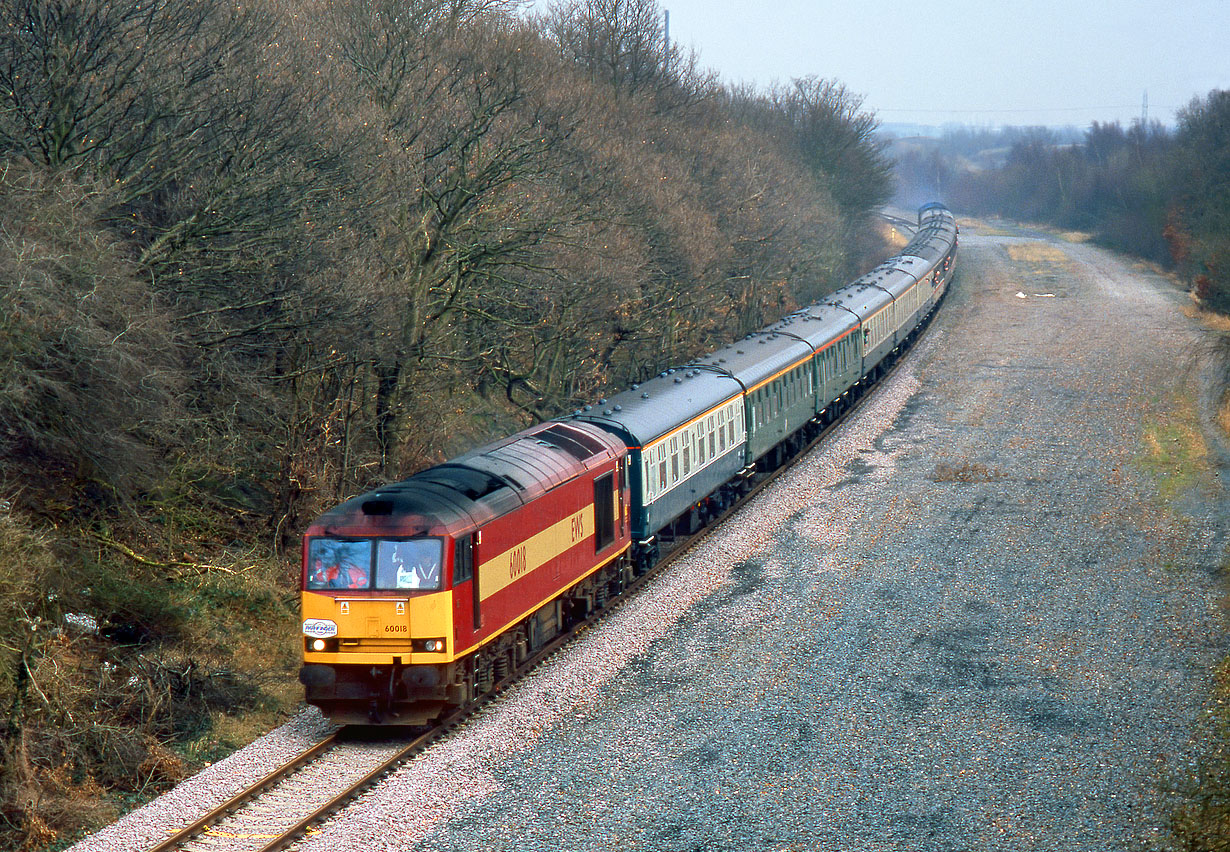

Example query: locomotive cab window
[594,473,615,552]
[307,539,372,590]
[376,539,443,591]
[305,537,443,591]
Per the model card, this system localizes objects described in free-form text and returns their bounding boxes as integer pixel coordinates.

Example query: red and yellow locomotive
[298,420,632,725]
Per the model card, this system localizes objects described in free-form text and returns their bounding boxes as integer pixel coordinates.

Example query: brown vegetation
[0,0,894,847]
[930,461,1006,483]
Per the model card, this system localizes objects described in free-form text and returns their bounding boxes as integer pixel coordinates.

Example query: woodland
[0,0,897,847]
[893,91,1230,311]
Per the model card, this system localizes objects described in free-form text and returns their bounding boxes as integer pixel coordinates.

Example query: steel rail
[147,732,340,852]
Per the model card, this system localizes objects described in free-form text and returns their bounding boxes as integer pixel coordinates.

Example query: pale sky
[657,0,1229,128]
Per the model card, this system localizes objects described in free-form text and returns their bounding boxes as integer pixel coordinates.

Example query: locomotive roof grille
[414,465,508,500]
[537,424,608,460]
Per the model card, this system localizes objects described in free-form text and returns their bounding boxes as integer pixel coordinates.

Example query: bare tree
[541,0,716,110]
[323,1,586,466]
[773,76,893,221]
[0,163,182,504]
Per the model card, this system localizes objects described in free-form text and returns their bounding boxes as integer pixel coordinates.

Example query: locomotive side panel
[456,463,628,656]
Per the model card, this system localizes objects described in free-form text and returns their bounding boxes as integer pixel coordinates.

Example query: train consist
[298,204,958,725]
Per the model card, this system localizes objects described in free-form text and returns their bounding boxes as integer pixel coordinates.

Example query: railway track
[147,299,943,852]
[880,211,920,232]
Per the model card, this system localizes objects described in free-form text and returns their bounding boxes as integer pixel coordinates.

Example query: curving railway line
[145,282,947,852]
[297,204,956,728]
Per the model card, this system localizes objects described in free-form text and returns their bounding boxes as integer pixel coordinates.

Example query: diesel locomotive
[298,204,958,725]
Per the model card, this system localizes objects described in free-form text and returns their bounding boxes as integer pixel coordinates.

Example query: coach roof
[570,367,743,448]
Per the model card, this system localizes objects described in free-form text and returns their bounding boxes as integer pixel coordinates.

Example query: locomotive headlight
[414,638,446,653]
[311,638,327,652]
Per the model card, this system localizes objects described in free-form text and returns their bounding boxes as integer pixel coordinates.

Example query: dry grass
[1005,242,1070,264]
[955,216,1015,237]
[1182,302,1230,334]
[1136,388,1214,507]
[1164,657,1230,851]
[930,461,1007,483]
[0,503,301,852]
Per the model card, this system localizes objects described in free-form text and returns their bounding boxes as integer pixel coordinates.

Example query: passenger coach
[571,368,746,568]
